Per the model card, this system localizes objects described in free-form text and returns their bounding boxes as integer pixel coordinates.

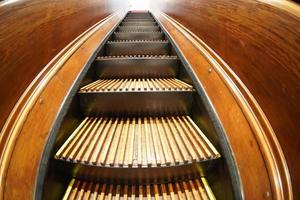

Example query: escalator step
[118,26,160,32]
[55,116,220,167]
[106,40,170,56]
[112,32,164,40]
[123,19,155,22]
[62,177,216,200]
[79,78,194,92]
[95,55,179,78]
[121,21,157,26]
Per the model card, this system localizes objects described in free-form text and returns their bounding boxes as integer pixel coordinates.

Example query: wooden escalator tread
[62,177,216,200]
[55,116,220,167]
[79,78,194,92]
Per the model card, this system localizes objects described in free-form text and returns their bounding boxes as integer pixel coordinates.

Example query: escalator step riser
[123,19,155,22]
[125,16,153,19]
[63,178,215,200]
[112,32,164,40]
[118,26,160,32]
[121,22,157,26]
[95,56,179,78]
[55,116,220,167]
[106,41,170,56]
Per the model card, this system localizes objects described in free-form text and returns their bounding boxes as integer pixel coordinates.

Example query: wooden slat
[55,116,219,167]
[62,178,215,200]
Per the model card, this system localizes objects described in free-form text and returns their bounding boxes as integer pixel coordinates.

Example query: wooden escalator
[40,11,236,200]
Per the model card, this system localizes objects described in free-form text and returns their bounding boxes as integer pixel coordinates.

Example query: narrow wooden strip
[137,117,143,166]
[146,184,151,200]
[174,79,193,90]
[161,184,168,200]
[55,117,89,158]
[116,185,121,200]
[168,79,183,89]
[180,117,212,158]
[155,117,172,165]
[82,182,94,200]
[149,117,162,165]
[118,78,128,91]
[83,118,107,163]
[171,117,198,161]
[146,79,154,90]
[151,78,160,90]
[75,118,103,162]
[166,117,190,163]
[139,185,143,200]
[81,80,101,91]
[155,78,166,90]
[176,116,205,160]
[90,118,113,164]
[174,182,185,200]
[153,184,160,200]
[104,79,119,91]
[161,117,181,164]
[107,118,124,166]
[200,178,215,200]
[62,179,76,200]
[95,79,114,91]
[98,118,119,165]
[98,184,107,200]
[90,183,100,200]
[107,184,114,200]
[76,181,87,200]
[89,79,110,91]
[124,118,135,166]
[168,183,176,200]
[123,184,128,200]
[141,118,148,166]
[189,180,201,200]
[182,182,192,200]
[117,118,130,166]
[113,79,124,91]
[131,185,136,200]
[186,116,219,157]
[68,118,98,161]
[164,79,179,90]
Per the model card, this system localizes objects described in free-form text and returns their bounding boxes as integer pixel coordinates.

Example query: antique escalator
[38,11,238,200]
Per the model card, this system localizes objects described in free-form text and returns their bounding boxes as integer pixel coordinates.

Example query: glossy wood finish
[152,11,294,199]
[0,0,127,132]
[151,1,300,199]
[0,10,126,200]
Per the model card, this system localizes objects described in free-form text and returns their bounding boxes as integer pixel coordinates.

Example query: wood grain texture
[0,0,127,131]
[0,10,126,200]
[151,0,300,198]
[154,13,273,199]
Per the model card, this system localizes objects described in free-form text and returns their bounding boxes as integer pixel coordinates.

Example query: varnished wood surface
[153,11,281,199]
[0,0,127,131]
[0,10,126,200]
[151,1,300,198]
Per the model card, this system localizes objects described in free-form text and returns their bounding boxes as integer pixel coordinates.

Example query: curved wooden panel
[150,1,300,199]
[0,0,128,131]
[0,9,126,200]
